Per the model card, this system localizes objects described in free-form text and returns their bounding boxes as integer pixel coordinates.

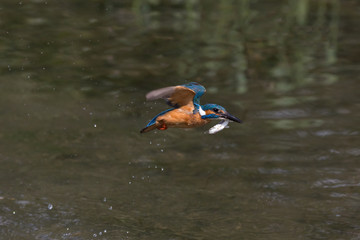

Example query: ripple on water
[312,179,360,189]
[346,148,360,156]
[258,168,290,175]
[257,109,309,119]
[313,130,359,137]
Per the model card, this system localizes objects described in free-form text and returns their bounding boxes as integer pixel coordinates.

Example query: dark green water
[1,0,359,239]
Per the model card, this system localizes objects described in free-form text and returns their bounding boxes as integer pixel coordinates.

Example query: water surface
[0,0,359,239]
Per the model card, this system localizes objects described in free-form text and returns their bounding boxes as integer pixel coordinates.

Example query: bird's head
[201,104,242,123]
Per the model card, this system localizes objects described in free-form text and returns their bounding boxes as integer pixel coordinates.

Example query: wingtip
[140,128,149,133]
[140,124,157,133]
[145,86,176,101]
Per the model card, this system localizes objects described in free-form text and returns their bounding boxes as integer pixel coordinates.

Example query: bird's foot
[158,123,168,130]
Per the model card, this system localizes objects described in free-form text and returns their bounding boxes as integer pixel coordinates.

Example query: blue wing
[140,108,174,133]
[180,82,206,105]
[145,108,173,128]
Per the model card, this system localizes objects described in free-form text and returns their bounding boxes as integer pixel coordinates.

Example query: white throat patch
[199,106,206,116]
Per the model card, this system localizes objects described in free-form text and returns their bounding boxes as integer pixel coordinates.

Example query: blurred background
[0,0,359,239]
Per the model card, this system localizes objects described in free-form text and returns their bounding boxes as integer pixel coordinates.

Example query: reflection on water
[0,0,360,239]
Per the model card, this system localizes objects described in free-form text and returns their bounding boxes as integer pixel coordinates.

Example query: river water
[0,0,359,239]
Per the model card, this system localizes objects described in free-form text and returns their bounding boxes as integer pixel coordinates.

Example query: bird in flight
[140,82,242,134]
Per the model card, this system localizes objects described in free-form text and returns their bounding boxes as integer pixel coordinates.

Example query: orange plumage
[140,105,210,133]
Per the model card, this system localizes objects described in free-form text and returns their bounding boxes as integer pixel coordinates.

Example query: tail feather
[140,124,157,133]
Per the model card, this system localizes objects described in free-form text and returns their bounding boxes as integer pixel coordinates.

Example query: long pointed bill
[220,112,242,123]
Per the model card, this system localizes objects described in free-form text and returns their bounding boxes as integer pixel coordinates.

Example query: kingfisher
[140,82,242,134]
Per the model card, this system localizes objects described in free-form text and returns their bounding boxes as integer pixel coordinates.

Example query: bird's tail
[140,124,157,133]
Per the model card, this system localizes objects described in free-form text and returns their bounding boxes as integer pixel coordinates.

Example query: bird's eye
[213,108,219,113]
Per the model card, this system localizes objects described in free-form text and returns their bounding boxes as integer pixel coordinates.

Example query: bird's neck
[197,104,206,116]
[193,103,206,116]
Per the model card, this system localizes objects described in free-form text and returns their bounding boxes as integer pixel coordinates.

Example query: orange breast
[157,105,209,128]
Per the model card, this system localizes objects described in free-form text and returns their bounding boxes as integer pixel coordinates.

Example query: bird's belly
[157,109,208,128]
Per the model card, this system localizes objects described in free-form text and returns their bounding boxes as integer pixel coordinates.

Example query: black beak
[220,112,242,123]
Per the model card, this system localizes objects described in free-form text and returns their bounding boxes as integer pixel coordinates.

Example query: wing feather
[145,82,206,108]
[167,86,195,107]
[182,82,206,105]
[146,86,177,101]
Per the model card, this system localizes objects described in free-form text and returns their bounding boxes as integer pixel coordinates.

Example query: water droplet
[104,229,107,233]
[48,203,53,210]
[128,181,132,184]
[160,149,164,152]
[161,168,164,171]
[13,211,15,214]
[94,124,97,128]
